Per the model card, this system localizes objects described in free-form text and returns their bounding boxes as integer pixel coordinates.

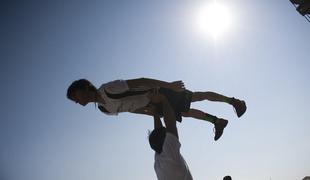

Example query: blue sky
[1,0,309,180]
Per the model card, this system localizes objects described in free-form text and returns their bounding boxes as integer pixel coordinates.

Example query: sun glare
[195,2,233,39]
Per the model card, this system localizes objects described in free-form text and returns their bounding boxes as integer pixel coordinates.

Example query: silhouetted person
[223,175,232,180]
[148,94,193,180]
[67,78,247,141]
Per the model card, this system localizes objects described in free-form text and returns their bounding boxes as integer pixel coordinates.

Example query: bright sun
[195,1,233,39]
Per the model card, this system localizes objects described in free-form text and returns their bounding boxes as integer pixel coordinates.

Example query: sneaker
[214,118,228,141]
[231,98,247,118]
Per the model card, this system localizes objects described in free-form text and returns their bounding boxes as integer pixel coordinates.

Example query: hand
[169,80,185,92]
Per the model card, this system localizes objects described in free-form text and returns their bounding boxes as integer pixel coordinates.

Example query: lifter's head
[148,127,166,154]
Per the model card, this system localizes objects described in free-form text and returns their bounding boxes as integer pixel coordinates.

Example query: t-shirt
[154,133,193,180]
[98,79,151,115]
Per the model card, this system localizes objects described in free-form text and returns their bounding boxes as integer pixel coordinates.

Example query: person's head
[223,175,232,180]
[67,79,98,106]
[148,127,166,154]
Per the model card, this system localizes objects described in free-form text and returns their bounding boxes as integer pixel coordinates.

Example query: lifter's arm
[161,96,178,139]
[153,114,163,129]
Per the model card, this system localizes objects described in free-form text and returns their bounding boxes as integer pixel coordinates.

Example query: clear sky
[1,0,309,180]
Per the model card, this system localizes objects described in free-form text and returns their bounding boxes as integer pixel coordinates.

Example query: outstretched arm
[126,78,185,92]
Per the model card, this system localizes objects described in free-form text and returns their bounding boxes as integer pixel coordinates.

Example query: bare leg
[191,91,247,118]
[182,108,228,141]
[191,91,233,104]
[133,106,228,141]
[134,107,218,124]
[182,109,217,124]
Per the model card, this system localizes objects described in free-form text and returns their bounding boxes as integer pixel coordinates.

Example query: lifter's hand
[169,80,185,92]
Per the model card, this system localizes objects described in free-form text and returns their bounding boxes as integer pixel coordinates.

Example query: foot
[214,118,228,141]
[231,98,247,118]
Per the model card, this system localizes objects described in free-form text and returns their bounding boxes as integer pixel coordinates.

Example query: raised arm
[126,78,185,92]
[161,95,178,139]
[153,114,163,129]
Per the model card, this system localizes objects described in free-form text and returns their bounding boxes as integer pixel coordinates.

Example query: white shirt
[98,79,151,115]
[154,133,193,180]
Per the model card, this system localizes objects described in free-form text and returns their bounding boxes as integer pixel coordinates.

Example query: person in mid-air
[67,77,247,140]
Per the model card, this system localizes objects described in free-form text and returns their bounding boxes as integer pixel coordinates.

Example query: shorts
[150,87,193,122]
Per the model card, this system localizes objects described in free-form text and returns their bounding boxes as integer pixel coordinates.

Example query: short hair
[223,176,232,180]
[148,127,166,154]
[67,79,96,100]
